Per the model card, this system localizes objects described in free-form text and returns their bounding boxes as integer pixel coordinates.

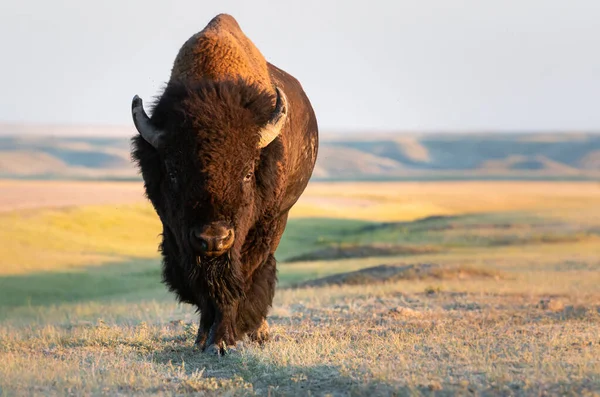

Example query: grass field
[0,181,599,395]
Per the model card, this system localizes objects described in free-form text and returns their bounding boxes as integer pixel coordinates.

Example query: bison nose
[190,223,235,257]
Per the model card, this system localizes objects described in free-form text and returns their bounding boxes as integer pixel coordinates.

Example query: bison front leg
[194,299,215,350]
[204,302,239,355]
[248,318,270,344]
[238,254,277,344]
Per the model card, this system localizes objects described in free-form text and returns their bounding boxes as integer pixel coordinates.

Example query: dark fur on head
[132,78,285,308]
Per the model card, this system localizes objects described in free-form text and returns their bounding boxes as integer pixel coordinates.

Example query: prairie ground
[0,180,599,396]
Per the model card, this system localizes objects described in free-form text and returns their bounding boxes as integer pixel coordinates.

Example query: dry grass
[1,246,599,395]
[1,268,599,396]
[0,204,161,274]
[3,179,598,219]
[1,180,599,395]
[0,180,144,213]
[291,263,504,288]
[290,181,600,222]
[1,180,598,275]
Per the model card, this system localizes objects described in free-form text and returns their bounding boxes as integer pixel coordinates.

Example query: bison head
[131,79,287,276]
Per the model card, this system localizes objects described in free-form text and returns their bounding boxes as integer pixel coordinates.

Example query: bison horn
[132,95,163,149]
[257,87,288,149]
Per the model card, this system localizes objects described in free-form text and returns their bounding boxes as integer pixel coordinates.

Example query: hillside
[1,130,599,180]
[318,132,600,180]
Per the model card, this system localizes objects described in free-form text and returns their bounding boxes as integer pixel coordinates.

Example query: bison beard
[160,225,275,352]
[131,14,318,355]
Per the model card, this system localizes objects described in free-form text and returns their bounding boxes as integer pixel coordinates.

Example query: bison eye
[167,170,178,188]
[243,170,253,182]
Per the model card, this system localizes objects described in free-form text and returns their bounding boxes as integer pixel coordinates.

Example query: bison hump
[170,14,275,97]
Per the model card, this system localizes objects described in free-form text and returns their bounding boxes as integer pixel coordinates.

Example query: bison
[131,14,318,354]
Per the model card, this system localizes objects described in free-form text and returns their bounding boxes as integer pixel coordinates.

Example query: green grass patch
[1,203,598,322]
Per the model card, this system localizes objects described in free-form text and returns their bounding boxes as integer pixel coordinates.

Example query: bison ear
[132,95,164,149]
[257,87,288,149]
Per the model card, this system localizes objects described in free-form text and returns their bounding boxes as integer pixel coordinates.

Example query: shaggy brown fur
[171,14,275,98]
[131,15,318,355]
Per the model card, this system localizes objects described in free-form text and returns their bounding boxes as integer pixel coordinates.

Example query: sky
[1,0,600,133]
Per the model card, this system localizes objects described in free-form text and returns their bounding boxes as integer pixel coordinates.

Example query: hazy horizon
[2,1,600,134]
[1,122,598,138]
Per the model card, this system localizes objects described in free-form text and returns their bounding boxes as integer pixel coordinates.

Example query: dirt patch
[536,299,600,320]
[292,263,503,288]
[286,244,441,262]
[360,215,567,234]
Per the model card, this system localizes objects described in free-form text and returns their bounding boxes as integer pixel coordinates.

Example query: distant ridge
[0,129,599,181]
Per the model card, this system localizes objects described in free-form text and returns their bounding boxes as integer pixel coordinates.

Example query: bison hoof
[248,319,270,345]
[204,342,239,356]
[204,343,223,356]
[195,334,208,350]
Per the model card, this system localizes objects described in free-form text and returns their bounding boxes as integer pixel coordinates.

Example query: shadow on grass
[149,342,600,396]
[0,216,375,315]
[279,213,596,264]
[0,258,163,311]
[149,344,415,396]
[0,253,342,315]
[2,212,584,312]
